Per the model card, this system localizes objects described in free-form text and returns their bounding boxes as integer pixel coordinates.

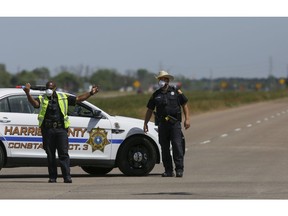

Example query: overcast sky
[1,17,288,79]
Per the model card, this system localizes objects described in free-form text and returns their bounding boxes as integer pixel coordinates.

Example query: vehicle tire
[117,136,157,176]
[0,146,4,170]
[81,166,113,175]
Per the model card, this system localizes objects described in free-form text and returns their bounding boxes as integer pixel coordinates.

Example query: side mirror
[93,110,102,119]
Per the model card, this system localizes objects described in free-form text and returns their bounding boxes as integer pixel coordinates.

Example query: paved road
[2,98,288,200]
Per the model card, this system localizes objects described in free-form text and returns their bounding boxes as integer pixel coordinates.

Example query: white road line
[197,109,288,146]
[200,140,211,144]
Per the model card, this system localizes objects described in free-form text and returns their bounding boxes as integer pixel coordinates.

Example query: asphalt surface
[2,98,288,201]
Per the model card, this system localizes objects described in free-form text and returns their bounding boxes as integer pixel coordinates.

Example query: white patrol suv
[0,88,161,176]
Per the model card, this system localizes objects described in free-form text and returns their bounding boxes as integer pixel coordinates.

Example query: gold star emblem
[86,127,110,152]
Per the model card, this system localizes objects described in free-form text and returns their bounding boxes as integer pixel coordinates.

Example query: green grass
[87,90,288,119]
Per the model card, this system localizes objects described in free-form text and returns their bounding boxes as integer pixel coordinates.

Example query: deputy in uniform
[24,81,99,183]
[143,71,190,177]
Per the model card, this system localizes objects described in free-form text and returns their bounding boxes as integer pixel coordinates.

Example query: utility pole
[268,56,274,90]
[269,56,273,77]
[209,68,214,92]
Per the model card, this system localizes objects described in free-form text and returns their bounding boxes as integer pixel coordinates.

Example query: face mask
[158,80,167,88]
[46,89,53,97]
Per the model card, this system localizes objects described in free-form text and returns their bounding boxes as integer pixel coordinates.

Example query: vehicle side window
[0,98,9,112]
[7,96,37,114]
[68,103,93,117]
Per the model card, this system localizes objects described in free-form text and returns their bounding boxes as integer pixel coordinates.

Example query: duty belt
[44,121,63,128]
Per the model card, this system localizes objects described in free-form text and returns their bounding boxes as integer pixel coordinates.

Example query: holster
[165,115,178,124]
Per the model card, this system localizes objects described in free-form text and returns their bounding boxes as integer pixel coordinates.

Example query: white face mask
[46,89,53,97]
[158,80,167,88]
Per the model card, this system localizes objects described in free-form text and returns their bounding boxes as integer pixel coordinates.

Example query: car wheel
[0,146,4,170]
[117,136,157,176]
[81,166,113,175]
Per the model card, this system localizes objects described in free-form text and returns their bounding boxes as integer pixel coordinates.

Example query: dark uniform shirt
[147,86,188,121]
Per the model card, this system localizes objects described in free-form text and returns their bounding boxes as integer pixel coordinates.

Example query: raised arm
[76,85,99,103]
[23,83,40,108]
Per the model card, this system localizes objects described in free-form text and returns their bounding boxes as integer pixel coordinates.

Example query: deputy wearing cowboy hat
[155,70,175,81]
[143,70,190,177]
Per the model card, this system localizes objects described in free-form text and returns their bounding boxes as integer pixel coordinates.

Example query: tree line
[0,63,286,93]
[0,64,156,93]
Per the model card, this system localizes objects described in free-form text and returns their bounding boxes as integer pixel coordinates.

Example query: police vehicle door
[0,94,45,158]
[67,102,112,160]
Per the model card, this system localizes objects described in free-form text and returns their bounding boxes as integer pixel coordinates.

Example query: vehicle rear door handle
[0,117,11,123]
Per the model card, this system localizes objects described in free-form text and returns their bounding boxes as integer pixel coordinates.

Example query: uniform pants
[158,121,185,173]
[41,127,71,180]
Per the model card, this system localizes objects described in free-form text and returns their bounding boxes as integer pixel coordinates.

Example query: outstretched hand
[23,83,31,94]
[90,85,99,95]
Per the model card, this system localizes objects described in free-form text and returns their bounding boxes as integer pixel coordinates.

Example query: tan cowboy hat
[155,70,174,81]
